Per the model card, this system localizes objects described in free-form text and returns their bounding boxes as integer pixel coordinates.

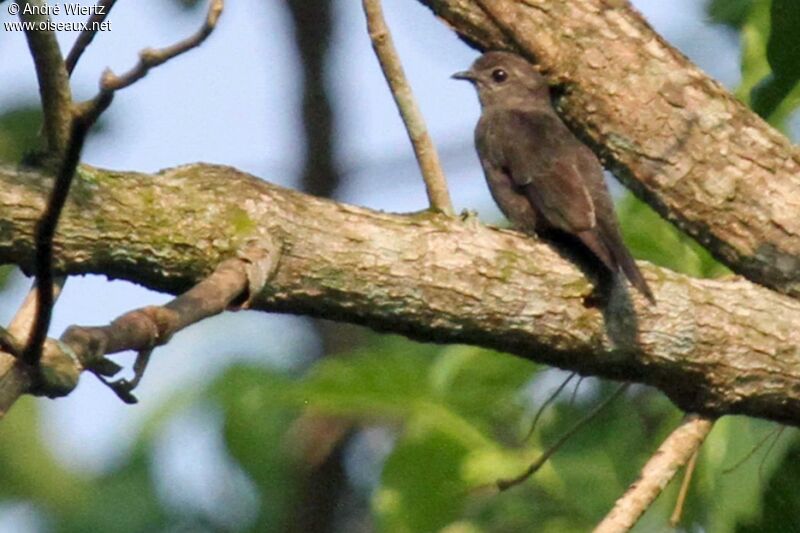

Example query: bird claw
[460,209,481,229]
[101,377,139,404]
[91,348,153,404]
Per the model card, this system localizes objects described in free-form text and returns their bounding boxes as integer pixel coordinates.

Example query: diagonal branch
[496,383,629,491]
[418,0,800,299]
[65,0,118,75]
[362,0,454,214]
[0,240,278,416]
[594,415,715,532]
[16,0,73,160]
[23,118,91,366]
[20,0,224,367]
[75,0,224,125]
[1,163,799,425]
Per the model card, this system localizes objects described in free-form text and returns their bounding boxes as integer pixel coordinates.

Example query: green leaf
[297,340,437,420]
[766,0,800,82]
[376,430,471,533]
[0,106,43,164]
[699,417,793,532]
[736,433,800,532]
[59,446,170,533]
[737,0,772,102]
[0,398,88,513]
[707,0,754,29]
[211,365,301,532]
[750,74,800,118]
[296,340,542,449]
[736,0,800,125]
[430,345,538,440]
[617,193,729,278]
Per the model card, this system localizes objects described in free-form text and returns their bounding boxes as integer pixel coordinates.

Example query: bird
[453,51,655,304]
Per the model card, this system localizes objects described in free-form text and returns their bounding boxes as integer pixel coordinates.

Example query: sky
[0,0,760,528]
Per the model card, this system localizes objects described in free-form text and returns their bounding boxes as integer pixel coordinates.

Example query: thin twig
[569,376,585,406]
[3,0,226,410]
[594,415,715,533]
[20,0,225,368]
[65,0,118,75]
[76,0,224,125]
[669,447,699,527]
[361,0,454,215]
[757,426,786,482]
[497,383,629,491]
[525,372,575,441]
[17,0,73,160]
[721,424,783,475]
[23,118,91,367]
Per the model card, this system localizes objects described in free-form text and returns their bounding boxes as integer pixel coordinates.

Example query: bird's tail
[615,247,656,305]
[577,229,656,305]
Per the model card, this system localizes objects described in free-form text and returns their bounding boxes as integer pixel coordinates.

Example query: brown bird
[453,51,655,304]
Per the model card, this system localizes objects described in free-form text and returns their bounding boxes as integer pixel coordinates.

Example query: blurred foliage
[737,432,800,532]
[617,193,730,278]
[0,104,108,166]
[729,0,800,126]
[168,0,204,11]
[0,265,13,290]
[0,105,44,164]
[1,340,797,532]
[707,0,753,29]
[212,367,302,532]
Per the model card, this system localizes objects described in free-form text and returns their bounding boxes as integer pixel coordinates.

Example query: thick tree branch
[1,163,799,425]
[418,0,800,298]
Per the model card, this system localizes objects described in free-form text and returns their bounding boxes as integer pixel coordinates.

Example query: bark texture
[1,163,799,425]
[419,0,800,298]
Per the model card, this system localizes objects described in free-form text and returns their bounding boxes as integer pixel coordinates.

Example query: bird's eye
[491,68,508,83]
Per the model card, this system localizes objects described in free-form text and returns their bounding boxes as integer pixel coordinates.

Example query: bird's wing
[478,108,596,233]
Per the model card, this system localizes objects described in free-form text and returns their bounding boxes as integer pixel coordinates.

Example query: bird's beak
[451,70,476,82]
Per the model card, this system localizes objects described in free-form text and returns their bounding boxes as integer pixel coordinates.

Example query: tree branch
[496,383,629,491]
[23,117,91,366]
[363,0,454,214]
[418,0,800,299]
[594,415,714,532]
[17,0,73,160]
[0,240,278,415]
[75,0,224,126]
[64,0,118,75]
[0,276,65,417]
[1,163,799,425]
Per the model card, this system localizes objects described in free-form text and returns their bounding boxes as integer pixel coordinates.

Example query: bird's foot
[460,208,481,229]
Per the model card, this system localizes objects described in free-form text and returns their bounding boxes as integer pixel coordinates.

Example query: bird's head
[452,51,549,107]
